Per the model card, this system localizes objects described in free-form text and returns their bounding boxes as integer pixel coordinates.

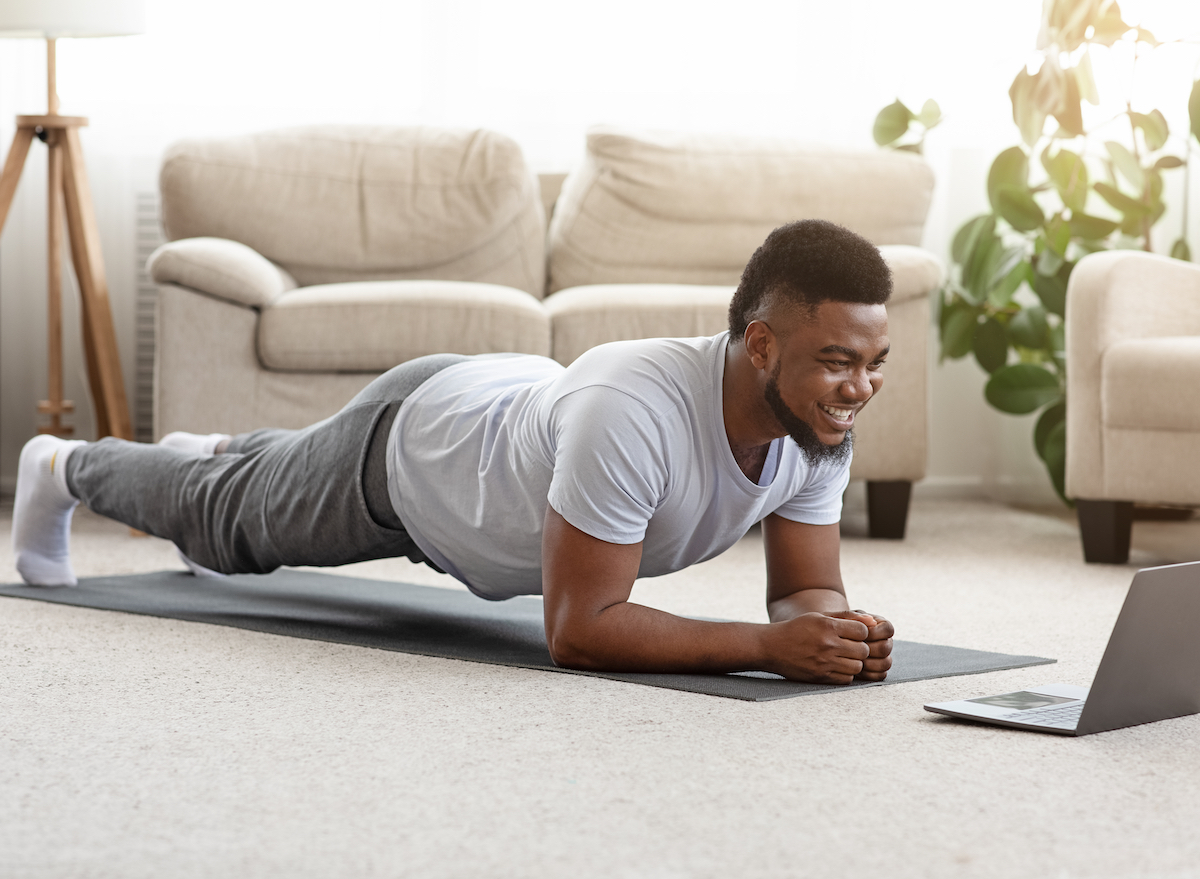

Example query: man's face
[761,300,889,465]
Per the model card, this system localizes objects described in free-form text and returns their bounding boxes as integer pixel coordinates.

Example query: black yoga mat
[0,570,1054,701]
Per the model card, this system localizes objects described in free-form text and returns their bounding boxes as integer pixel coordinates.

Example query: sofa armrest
[878,245,943,305]
[148,237,297,309]
[1066,250,1200,499]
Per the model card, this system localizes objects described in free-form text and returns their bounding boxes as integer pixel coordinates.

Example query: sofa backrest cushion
[547,126,934,294]
[160,126,547,297]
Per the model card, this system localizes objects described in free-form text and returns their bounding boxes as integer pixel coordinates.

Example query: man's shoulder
[562,333,726,391]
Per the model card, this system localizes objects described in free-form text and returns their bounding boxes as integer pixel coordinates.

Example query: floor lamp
[0,0,145,439]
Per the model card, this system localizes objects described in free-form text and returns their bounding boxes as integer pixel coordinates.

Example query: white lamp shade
[0,0,145,38]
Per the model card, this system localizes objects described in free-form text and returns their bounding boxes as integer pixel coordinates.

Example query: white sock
[157,434,231,577]
[174,545,227,579]
[158,431,231,457]
[13,436,87,587]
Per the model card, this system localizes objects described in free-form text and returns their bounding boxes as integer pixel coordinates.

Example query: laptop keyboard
[1000,702,1084,726]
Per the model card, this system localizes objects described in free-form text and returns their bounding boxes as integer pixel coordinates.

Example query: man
[12,219,895,685]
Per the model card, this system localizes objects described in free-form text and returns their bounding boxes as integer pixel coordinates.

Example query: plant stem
[1128,45,1155,252]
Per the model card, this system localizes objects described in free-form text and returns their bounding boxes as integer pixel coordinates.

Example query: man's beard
[764,362,853,467]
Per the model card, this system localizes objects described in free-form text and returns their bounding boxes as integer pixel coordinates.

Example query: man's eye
[871,360,887,368]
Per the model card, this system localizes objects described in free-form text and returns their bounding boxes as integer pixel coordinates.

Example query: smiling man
[13,219,895,684]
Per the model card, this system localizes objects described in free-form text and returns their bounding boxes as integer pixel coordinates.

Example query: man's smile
[818,402,856,429]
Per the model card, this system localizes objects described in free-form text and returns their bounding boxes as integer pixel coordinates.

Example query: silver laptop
[924,561,1200,736]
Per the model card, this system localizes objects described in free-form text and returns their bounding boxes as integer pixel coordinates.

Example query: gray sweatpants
[66,354,470,575]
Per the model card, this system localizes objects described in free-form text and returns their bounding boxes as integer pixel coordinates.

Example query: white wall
[2,0,1198,500]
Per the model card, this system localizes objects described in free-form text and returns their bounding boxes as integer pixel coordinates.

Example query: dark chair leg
[1076,499,1133,564]
[866,480,912,539]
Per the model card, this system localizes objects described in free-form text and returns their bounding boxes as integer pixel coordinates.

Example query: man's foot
[13,436,87,586]
[158,431,231,457]
[175,546,227,579]
[157,433,231,577]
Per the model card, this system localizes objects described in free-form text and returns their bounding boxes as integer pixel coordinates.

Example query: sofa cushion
[546,285,736,366]
[160,126,546,297]
[258,281,551,372]
[1102,337,1200,432]
[148,238,298,308]
[547,126,935,293]
[545,246,941,366]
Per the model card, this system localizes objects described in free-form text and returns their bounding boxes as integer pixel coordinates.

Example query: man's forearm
[547,600,771,675]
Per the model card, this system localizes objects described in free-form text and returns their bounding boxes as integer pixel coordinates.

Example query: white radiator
[133,190,163,443]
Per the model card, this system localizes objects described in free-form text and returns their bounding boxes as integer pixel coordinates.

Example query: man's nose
[841,369,873,401]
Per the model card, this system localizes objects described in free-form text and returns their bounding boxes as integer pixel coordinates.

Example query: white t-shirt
[386,333,850,600]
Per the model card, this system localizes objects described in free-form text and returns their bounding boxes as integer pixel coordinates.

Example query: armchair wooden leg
[866,480,912,539]
[1076,499,1133,564]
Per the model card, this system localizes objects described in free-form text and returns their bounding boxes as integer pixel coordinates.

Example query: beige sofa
[150,125,942,538]
[1065,250,1200,563]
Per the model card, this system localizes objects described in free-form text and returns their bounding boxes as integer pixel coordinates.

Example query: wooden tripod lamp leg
[38,130,75,435]
[0,127,35,230]
[60,125,132,440]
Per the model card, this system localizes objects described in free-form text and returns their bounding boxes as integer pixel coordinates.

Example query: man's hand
[838,610,894,682]
[758,611,893,684]
[758,612,873,684]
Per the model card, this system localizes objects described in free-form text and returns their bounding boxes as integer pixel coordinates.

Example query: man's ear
[743,320,774,371]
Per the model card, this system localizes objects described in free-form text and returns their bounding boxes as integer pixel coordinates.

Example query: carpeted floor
[2,492,1199,879]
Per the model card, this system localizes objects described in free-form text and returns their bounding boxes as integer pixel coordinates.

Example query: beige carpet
[2,493,1199,879]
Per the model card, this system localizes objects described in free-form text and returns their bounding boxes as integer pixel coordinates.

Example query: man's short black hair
[727,220,892,340]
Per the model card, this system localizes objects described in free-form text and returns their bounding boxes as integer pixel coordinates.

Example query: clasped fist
[763,610,894,684]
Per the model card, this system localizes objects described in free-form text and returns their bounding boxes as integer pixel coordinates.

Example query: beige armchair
[1066,250,1200,563]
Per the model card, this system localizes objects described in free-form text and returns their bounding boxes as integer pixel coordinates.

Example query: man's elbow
[545,623,607,672]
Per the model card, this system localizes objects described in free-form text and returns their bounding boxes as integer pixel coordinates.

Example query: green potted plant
[875,0,1200,502]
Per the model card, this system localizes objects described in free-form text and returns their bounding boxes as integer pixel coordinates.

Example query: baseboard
[909,474,1062,506]
[911,476,986,500]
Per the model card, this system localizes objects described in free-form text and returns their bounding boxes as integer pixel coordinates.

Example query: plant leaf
[1033,268,1069,317]
[988,147,1030,214]
[973,317,1009,374]
[964,235,1004,304]
[1044,0,1096,51]
[951,214,996,265]
[1009,305,1050,350]
[1047,148,1089,212]
[989,258,1030,309]
[1053,66,1084,138]
[1154,155,1184,169]
[1172,238,1193,262]
[1135,26,1158,46]
[996,185,1044,232]
[1068,213,1119,240]
[1090,2,1131,46]
[1074,49,1099,105]
[1130,110,1169,152]
[941,301,979,360]
[1010,68,1048,148]
[873,100,913,146]
[1042,420,1068,503]
[1035,400,1067,460]
[1036,246,1064,277]
[1046,216,1072,256]
[1105,140,1145,190]
[985,364,1061,414]
[1094,181,1149,217]
[918,99,942,128]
